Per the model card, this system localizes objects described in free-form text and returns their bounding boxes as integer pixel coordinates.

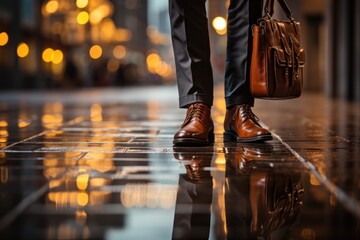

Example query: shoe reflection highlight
[172,144,304,240]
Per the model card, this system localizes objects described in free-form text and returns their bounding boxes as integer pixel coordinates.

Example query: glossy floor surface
[0,86,359,239]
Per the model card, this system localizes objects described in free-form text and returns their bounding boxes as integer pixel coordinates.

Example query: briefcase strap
[264,0,294,21]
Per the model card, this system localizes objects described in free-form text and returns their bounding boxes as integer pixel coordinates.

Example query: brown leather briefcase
[250,0,305,99]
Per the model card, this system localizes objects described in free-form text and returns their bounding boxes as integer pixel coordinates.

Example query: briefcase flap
[272,47,305,67]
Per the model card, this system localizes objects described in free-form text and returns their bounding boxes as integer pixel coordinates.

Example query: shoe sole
[223,131,273,143]
[173,132,215,146]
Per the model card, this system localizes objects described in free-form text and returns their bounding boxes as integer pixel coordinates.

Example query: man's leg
[225,0,263,107]
[169,0,214,146]
[223,0,272,143]
[169,0,213,108]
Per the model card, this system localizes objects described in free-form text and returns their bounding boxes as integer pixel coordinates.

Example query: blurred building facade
[0,0,359,102]
[0,0,174,89]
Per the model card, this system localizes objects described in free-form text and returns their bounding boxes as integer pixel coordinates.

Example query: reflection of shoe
[224,104,272,143]
[174,103,214,146]
[224,143,273,173]
[173,151,212,183]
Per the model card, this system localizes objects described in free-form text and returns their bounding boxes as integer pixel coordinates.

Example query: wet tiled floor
[0,86,360,239]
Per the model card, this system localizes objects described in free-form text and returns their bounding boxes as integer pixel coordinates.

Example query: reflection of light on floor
[329,194,337,207]
[82,152,115,173]
[0,152,6,159]
[47,223,90,240]
[91,103,103,122]
[300,228,316,240]
[47,191,111,207]
[75,210,87,225]
[310,174,321,186]
[214,153,226,171]
[42,103,64,128]
[77,173,89,190]
[0,166,8,183]
[211,153,227,236]
[121,183,177,209]
[77,192,89,206]
[0,130,8,137]
[0,121,8,127]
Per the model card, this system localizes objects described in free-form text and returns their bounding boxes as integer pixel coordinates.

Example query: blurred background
[0,0,359,102]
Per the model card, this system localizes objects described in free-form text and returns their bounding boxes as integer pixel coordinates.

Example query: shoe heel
[223,132,236,142]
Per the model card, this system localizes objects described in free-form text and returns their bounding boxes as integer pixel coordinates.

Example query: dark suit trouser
[169,0,263,108]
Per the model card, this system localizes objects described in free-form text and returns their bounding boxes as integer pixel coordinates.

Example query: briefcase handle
[264,0,294,21]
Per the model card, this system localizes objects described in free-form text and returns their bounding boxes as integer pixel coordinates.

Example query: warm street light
[89,45,102,59]
[45,0,59,14]
[42,48,54,62]
[76,0,88,9]
[212,16,227,35]
[52,50,63,64]
[17,42,29,58]
[113,45,126,59]
[77,11,89,25]
[0,32,9,46]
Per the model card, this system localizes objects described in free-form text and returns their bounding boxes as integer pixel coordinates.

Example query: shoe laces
[182,103,207,126]
[236,104,260,126]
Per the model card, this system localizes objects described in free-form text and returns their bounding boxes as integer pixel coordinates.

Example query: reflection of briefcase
[250,171,304,238]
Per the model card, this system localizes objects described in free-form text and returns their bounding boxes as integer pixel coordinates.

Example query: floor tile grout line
[271,131,360,218]
[0,116,85,151]
[0,184,49,232]
[0,152,88,232]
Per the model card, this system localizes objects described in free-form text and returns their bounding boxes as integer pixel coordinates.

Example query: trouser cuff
[225,95,254,108]
[179,94,213,108]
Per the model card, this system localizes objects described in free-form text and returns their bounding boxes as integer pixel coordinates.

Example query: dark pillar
[354,0,360,102]
[326,0,359,102]
[325,0,337,98]
[10,0,22,89]
[336,0,353,99]
[35,0,45,88]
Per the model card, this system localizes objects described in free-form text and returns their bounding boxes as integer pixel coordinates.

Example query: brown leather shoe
[173,103,214,146]
[223,104,272,142]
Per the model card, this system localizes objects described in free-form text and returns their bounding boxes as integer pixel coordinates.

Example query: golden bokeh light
[42,48,63,64]
[146,52,173,78]
[42,48,54,63]
[212,16,227,35]
[114,28,132,42]
[89,45,102,59]
[17,42,29,58]
[77,11,89,25]
[90,5,112,25]
[146,53,161,69]
[107,59,120,73]
[113,45,126,59]
[52,50,63,64]
[100,18,116,42]
[45,0,59,14]
[76,0,88,9]
[0,32,9,46]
